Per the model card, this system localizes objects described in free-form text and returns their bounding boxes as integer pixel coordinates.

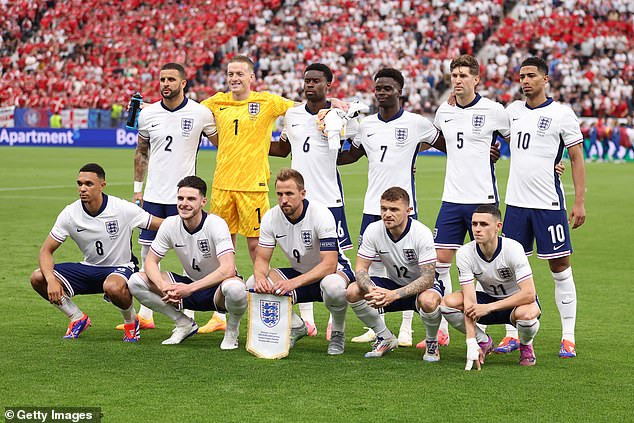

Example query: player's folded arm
[394,262,436,300]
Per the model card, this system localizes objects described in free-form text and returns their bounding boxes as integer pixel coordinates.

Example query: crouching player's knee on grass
[30,163,163,343]
[441,204,542,370]
[348,187,441,361]
[130,176,246,349]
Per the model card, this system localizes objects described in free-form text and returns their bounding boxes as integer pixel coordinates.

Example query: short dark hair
[520,57,549,75]
[79,163,105,179]
[305,63,333,83]
[276,168,305,191]
[177,176,207,197]
[473,204,502,221]
[228,55,255,72]
[161,63,186,79]
[381,187,409,204]
[374,68,404,90]
[450,54,480,76]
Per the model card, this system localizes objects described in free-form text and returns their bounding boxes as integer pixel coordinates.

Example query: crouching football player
[127,176,247,348]
[30,163,163,342]
[441,205,541,369]
[346,187,443,360]
[247,168,353,355]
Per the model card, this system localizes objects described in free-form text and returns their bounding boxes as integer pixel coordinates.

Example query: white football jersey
[50,195,152,268]
[137,98,217,204]
[353,110,438,215]
[457,237,533,299]
[258,200,352,274]
[283,104,358,208]
[150,212,234,280]
[504,99,583,210]
[434,94,509,204]
[357,218,436,287]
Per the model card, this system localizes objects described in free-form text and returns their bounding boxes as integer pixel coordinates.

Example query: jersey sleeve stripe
[50,232,65,243]
[258,242,276,248]
[144,214,152,230]
[418,258,436,265]
[357,252,376,261]
[216,248,235,258]
[565,138,583,148]
[516,273,533,283]
[459,278,474,285]
[149,246,165,258]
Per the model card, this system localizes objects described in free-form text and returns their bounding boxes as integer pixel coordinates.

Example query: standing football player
[338,68,440,347]
[123,62,218,332]
[501,57,586,358]
[269,63,357,339]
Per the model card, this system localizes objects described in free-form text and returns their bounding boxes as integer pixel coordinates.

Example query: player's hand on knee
[273,279,296,296]
[166,282,191,300]
[47,280,64,305]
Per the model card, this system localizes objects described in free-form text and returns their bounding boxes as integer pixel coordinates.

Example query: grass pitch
[0,147,631,422]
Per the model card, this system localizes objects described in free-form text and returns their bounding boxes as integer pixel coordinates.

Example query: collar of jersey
[475,236,503,263]
[378,107,404,123]
[304,101,330,115]
[161,97,188,112]
[285,199,309,225]
[182,211,207,235]
[385,217,412,243]
[524,97,553,110]
[82,193,108,217]
[456,93,481,109]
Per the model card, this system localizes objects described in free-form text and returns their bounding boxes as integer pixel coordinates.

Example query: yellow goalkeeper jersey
[202,91,294,192]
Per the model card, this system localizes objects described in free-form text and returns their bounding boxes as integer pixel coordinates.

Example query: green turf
[0,147,631,422]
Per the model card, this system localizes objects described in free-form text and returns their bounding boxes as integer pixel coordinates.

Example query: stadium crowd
[1,0,632,118]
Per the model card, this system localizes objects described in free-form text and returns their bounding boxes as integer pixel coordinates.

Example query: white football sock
[117,303,137,324]
[220,279,247,333]
[440,306,488,343]
[56,296,84,321]
[291,310,304,329]
[350,300,391,339]
[299,302,315,323]
[436,262,452,333]
[516,318,540,345]
[137,244,154,321]
[400,310,413,332]
[127,273,188,324]
[553,267,576,343]
[320,274,347,332]
[419,306,441,342]
[505,324,519,338]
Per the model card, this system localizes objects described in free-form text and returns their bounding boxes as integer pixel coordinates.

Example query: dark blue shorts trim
[370,276,445,313]
[139,201,178,244]
[169,272,222,312]
[53,262,134,297]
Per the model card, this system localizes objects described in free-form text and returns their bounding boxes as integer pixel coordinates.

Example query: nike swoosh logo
[76,228,86,232]
[378,250,389,254]
[175,244,186,247]
[151,123,159,127]
[253,227,260,231]
[367,133,375,137]
[473,272,483,276]
[561,297,574,305]
[291,124,300,127]
[553,244,565,251]
[220,107,228,110]
[512,118,520,121]
[444,119,453,123]
[275,234,286,239]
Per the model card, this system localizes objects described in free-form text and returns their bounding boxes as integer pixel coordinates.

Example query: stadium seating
[1,0,632,118]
